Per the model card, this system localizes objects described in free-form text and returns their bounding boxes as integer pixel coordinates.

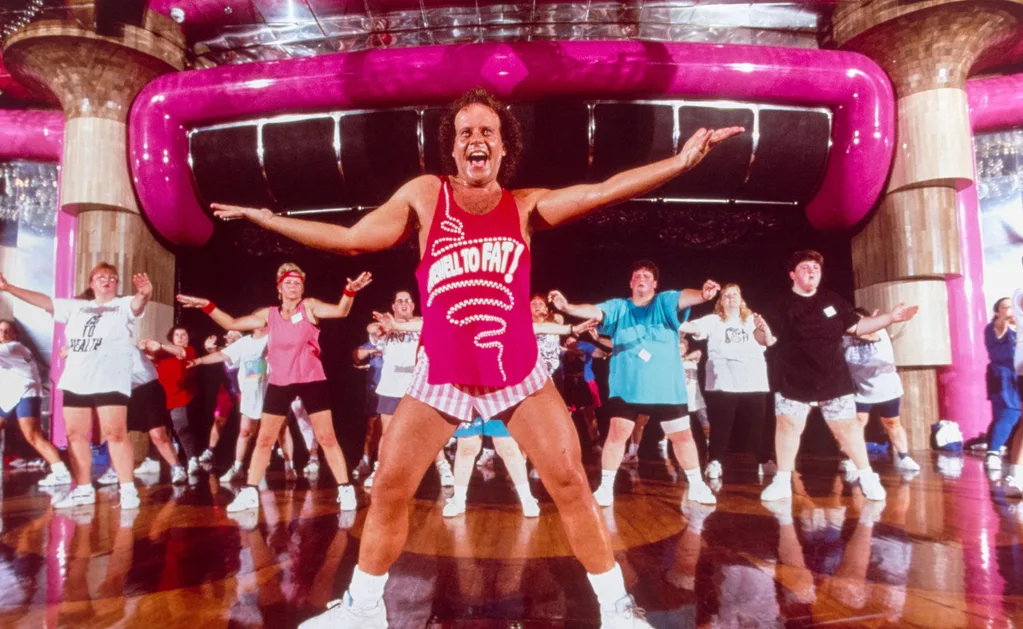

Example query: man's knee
[880,416,901,431]
[607,418,635,443]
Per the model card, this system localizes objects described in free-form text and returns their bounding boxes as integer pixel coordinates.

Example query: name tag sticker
[290,312,304,324]
[823,306,837,318]
[638,348,652,362]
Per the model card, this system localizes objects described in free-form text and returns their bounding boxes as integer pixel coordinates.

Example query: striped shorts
[406,348,549,423]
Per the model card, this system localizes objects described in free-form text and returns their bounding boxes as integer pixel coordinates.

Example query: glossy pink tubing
[129,41,894,247]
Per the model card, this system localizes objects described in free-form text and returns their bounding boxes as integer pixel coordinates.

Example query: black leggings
[704,391,772,463]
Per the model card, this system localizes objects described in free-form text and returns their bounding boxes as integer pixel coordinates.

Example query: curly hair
[713,284,752,324]
[437,87,523,187]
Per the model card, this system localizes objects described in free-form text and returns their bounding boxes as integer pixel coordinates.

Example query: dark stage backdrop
[175,206,854,466]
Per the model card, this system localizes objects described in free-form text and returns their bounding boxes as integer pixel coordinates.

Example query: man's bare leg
[507,381,644,618]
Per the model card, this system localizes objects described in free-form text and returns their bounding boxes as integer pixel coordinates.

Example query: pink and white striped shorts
[406,347,549,423]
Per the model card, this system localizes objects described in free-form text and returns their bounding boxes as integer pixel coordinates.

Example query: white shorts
[239,382,267,419]
[407,348,549,423]
[774,392,856,422]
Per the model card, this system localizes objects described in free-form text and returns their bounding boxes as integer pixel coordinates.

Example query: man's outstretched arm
[210,176,425,255]
[530,127,743,230]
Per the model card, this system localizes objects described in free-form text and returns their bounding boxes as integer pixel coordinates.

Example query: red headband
[277,271,305,285]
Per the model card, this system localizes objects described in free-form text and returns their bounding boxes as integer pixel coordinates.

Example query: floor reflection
[0,451,1021,627]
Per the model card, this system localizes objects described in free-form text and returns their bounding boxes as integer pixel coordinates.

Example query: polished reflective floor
[1,449,1021,628]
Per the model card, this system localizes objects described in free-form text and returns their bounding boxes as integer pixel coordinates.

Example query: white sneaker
[442,497,466,517]
[436,459,454,487]
[228,510,259,531]
[986,453,1003,471]
[705,460,722,480]
[363,463,378,489]
[134,458,160,475]
[52,485,97,509]
[298,592,388,629]
[896,456,921,472]
[687,481,717,505]
[521,497,540,518]
[96,467,120,486]
[593,483,615,507]
[858,470,887,501]
[119,489,141,510]
[1006,475,1023,497]
[304,459,320,477]
[227,486,259,513]
[338,485,358,511]
[38,469,72,487]
[838,459,856,473]
[759,461,778,476]
[198,449,215,469]
[760,476,792,501]
[219,465,243,483]
[187,457,200,475]
[601,594,654,628]
[476,449,495,469]
[171,465,187,485]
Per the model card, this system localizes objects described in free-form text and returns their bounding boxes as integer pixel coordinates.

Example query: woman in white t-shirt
[679,283,773,481]
[0,319,71,487]
[842,307,920,473]
[188,327,269,483]
[0,262,151,510]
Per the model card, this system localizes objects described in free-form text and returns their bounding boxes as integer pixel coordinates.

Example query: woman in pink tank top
[177,263,372,515]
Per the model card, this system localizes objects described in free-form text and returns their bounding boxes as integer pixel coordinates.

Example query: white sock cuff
[587,562,627,610]
[349,566,389,606]
[120,481,136,493]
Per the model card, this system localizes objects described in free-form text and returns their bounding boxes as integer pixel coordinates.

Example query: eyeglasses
[92,275,118,283]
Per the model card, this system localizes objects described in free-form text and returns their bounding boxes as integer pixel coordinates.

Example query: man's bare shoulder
[510,187,549,211]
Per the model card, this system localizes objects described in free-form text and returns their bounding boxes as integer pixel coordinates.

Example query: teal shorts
[453,417,511,438]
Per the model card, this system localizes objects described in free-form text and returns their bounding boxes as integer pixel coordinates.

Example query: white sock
[855,466,873,479]
[514,482,534,505]
[51,461,69,475]
[120,481,136,494]
[684,467,702,484]
[348,566,388,609]
[453,484,468,503]
[360,454,370,465]
[626,443,638,456]
[775,470,792,485]
[284,460,294,471]
[587,562,627,611]
[600,469,616,489]
[1009,463,1022,478]
[232,460,243,471]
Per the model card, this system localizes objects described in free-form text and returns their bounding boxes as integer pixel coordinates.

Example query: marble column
[833,0,1023,448]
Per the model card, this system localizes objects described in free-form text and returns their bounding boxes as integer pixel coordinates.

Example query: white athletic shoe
[298,592,388,629]
[442,497,467,518]
[96,468,120,486]
[304,458,320,477]
[521,497,540,518]
[858,470,887,501]
[986,453,1003,471]
[338,485,358,511]
[687,481,717,505]
[760,476,793,502]
[593,483,615,507]
[187,457,200,475]
[52,485,96,509]
[228,509,259,531]
[1006,475,1023,497]
[896,456,921,472]
[601,594,654,628]
[119,489,141,510]
[198,449,215,469]
[219,465,243,483]
[134,458,160,475]
[759,461,778,476]
[227,486,260,513]
[171,465,187,485]
[436,459,455,487]
[705,460,722,480]
[38,469,72,487]
[363,463,378,489]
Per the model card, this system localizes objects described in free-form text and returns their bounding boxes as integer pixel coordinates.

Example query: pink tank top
[415,177,538,387]
[266,300,327,386]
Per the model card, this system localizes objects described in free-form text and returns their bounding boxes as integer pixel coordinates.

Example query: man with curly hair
[213,87,742,628]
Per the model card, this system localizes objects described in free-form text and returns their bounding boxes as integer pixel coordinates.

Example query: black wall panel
[664,105,754,198]
[340,110,421,206]
[190,126,275,211]
[509,102,589,189]
[744,108,830,203]
[591,103,675,184]
[262,117,345,210]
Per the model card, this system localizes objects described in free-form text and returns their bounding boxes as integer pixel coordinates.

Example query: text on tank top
[415,177,538,387]
[266,300,327,386]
